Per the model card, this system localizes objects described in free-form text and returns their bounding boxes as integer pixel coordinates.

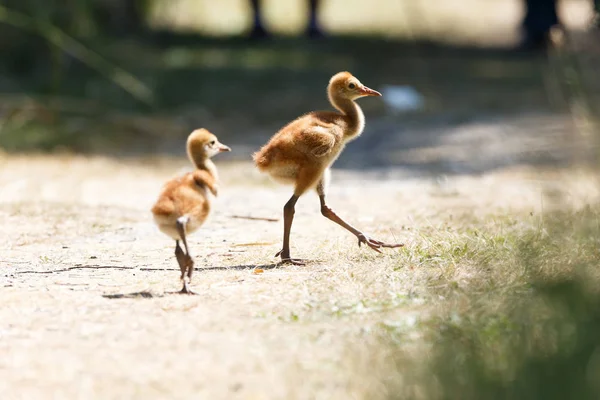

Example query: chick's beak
[360,85,382,97]
[218,143,231,152]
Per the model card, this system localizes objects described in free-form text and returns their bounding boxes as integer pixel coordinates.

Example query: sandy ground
[1,112,599,399]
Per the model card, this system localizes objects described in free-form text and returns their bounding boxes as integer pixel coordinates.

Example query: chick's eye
[210,140,215,145]
[348,83,356,89]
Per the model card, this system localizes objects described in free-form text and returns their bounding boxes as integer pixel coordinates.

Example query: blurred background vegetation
[2,1,600,398]
[379,206,600,399]
[0,0,597,157]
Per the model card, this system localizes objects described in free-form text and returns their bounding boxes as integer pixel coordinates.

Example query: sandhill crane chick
[152,128,231,294]
[253,71,403,264]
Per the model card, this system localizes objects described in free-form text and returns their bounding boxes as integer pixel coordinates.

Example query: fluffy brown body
[253,71,403,264]
[152,128,230,293]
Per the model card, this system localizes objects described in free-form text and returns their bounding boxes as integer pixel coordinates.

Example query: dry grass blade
[230,215,280,222]
[0,5,154,107]
[231,242,278,247]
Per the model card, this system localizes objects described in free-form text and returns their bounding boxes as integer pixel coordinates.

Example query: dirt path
[1,134,598,399]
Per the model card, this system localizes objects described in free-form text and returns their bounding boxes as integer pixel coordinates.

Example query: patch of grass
[395,214,536,296]
[0,116,156,153]
[377,206,600,400]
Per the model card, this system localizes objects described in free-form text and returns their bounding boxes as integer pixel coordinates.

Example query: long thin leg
[176,219,196,295]
[176,219,191,256]
[175,240,186,280]
[319,195,403,253]
[274,194,305,265]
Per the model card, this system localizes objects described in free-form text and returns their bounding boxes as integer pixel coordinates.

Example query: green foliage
[0,4,154,105]
[388,207,600,400]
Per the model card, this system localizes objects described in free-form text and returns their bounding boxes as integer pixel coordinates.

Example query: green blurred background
[0,0,597,163]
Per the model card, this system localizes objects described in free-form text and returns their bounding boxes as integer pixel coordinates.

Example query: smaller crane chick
[152,129,231,294]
